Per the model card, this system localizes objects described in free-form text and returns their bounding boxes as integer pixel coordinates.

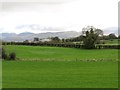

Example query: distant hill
[18,32,34,36]
[0,27,118,42]
[0,31,81,42]
[0,33,17,38]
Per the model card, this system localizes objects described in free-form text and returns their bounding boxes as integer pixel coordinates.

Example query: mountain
[0,33,17,39]
[0,27,118,42]
[18,32,34,36]
[0,31,81,42]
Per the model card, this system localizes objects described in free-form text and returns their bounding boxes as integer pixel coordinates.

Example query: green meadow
[4,45,118,61]
[3,61,118,88]
[2,45,118,88]
[101,39,119,45]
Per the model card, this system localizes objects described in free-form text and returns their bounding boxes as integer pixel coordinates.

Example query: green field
[3,61,118,88]
[2,45,118,88]
[4,45,118,61]
[101,39,119,45]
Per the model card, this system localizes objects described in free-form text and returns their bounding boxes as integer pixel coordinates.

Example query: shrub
[9,52,16,60]
[102,42,105,44]
[2,47,17,61]
[2,48,8,60]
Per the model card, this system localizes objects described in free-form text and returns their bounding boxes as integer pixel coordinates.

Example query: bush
[9,52,16,60]
[102,42,105,44]
[2,48,8,60]
[2,47,16,61]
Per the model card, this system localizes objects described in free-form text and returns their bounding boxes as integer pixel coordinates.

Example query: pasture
[101,39,119,45]
[4,45,118,61]
[3,61,118,88]
[2,45,118,88]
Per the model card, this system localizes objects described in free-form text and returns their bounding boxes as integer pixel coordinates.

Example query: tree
[34,37,39,42]
[94,29,103,36]
[23,40,29,43]
[64,35,85,43]
[118,35,120,39]
[51,37,60,42]
[83,27,98,49]
[62,39,65,42]
[100,35,109,40]
[108,33,117,40]
[82,26,96,35]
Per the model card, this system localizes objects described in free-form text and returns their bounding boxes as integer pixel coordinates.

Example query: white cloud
[0,0,119,33]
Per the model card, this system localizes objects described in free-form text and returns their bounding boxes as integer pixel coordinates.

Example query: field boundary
[2,42,120,49]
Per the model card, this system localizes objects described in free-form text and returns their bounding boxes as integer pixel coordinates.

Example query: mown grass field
[2,45,118,88]
[4,45,118,61]
[3,61,118,88]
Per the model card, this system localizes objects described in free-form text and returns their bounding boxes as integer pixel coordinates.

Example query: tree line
[2,26,120,49]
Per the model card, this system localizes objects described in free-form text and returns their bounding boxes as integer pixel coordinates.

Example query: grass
[100,39,119,45]
[2,61,118,88]
[2,45,118,88]
[4,45,118,61]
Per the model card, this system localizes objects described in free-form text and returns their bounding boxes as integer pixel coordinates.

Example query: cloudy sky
[0,0,119,34]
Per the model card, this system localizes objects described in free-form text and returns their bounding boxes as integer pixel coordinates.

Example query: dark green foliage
[51,37,60,42]
[2,47,16,60]
[108,33,117,40]
[118,35,120,39]
[83,28,98,49]
[54,35,84,43]
[62,39,65,42]
[2,41,120,49]
[94,29,103,36]
[34,37,39,42]
[2,48,8,60]
[9,52,16,60]
[65,35,85,42]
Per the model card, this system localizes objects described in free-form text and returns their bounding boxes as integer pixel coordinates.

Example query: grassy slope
[3,61,118,88]
[4,45,118,61]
